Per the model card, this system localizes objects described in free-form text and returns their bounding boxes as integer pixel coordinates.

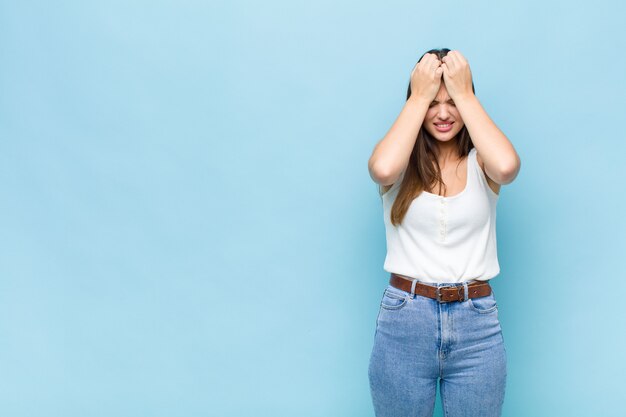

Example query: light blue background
[1,1,625,416]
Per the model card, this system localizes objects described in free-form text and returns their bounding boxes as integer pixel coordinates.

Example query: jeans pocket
[468,290,498,313]
[380,286,409,310]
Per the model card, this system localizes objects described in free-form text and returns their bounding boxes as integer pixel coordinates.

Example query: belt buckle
[436,285,464,303]
[457,286,465,302]
[436,286,449,303]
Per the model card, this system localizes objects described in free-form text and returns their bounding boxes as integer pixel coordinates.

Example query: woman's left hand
[441,51,474,100]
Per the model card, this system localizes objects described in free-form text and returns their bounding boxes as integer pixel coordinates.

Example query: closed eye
[430,100,455,107]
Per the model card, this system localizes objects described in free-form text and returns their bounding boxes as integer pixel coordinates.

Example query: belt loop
[410,279,418,299]
[463,282,469,302]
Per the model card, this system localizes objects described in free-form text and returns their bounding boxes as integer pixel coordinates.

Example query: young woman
[367,48,521,417]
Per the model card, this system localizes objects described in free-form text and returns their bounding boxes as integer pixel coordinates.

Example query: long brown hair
[383,48,477,226]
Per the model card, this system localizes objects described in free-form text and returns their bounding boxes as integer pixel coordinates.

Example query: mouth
[434,122,454,132]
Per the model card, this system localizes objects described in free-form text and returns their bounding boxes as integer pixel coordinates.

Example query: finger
[423,54,435,69]
[429,53,441,65]
[411,59,421,76]
[449,51,466,67]
[412,54,429,74]
[453,50,466,62]
[442,56,454,73]
[430,58,441,71]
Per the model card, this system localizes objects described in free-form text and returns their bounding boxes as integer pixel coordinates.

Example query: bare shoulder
[475,151,501,195]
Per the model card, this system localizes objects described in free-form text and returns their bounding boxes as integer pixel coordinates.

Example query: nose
[437,104,451,119]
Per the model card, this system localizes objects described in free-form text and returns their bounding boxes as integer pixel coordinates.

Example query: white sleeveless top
[381,147,500,284]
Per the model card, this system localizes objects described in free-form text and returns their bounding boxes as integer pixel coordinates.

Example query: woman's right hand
[409,53,443,102]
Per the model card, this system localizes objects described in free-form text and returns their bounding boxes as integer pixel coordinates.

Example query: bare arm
[454,93,521,184]
[369,53,443,186]
[440,51,520,185]
[368,96,431,186]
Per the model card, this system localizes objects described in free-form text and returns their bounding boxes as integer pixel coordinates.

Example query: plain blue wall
[1,0,625,416]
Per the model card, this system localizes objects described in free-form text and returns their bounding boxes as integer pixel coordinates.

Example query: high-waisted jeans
[368,279,507,417]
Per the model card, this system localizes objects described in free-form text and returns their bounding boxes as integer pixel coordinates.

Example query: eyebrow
[431,99,455,104]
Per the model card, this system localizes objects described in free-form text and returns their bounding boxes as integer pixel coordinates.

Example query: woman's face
[422,83,465,143]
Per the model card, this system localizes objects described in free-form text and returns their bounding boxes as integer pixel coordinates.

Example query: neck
[436,141,458,164]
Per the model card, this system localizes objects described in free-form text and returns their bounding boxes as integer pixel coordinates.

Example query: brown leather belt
[390,273,491,303]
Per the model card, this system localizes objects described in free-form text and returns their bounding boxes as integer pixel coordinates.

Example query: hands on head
[409,50,474,103]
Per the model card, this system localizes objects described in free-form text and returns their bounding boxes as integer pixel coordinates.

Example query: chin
[436,136,456,142]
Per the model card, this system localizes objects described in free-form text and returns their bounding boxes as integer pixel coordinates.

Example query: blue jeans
[368,280,507,417]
